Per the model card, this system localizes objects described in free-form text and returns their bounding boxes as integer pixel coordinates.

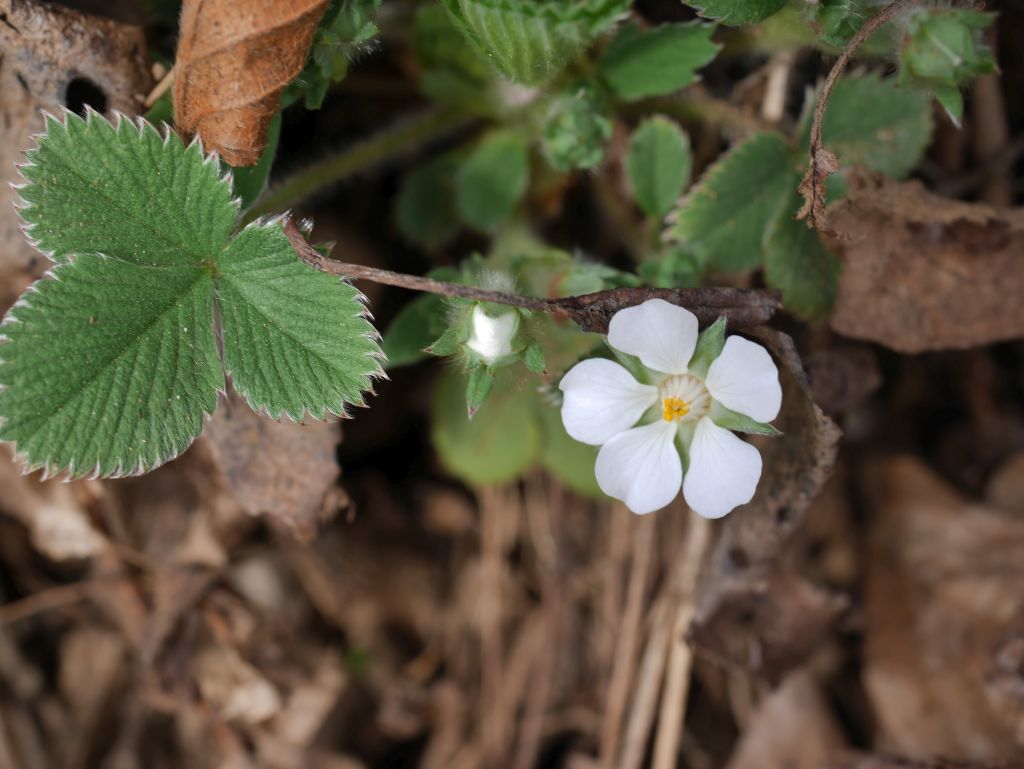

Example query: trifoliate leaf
[687,316,726,379]
[456,132,529,231]
[669,132,796,271]
[709,402,780,435]
[216,222,382,420]
[440,0,629,84]
[818,74,932,179]
[396,153,461,249]
[684,0,787,26]
[764,196,839,320]
[626,117,691,219]
[0,257,222,477]
[540,83,613,172]
[2,112,382,477]
[432,368,541,485]
[18,112,236,266]
[598,23,719,101]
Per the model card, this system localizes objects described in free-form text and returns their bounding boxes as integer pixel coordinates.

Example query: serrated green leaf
[382,293,449,368]
[3,113,382,477]
[216,222,381,421]
[18,112,236,266]
[670,132,796,271]
[599,23,719,100]
[397,153,461,249]
[709,402,780,435]
[687,316,726,378]
[627,117,691,219]
[456,132,529,231]
[815,75,932,179]
[441,0,629,84]
[432,369,541,485]
[764,196,839,320]
[684,0,787,25]
[0,257,221,476]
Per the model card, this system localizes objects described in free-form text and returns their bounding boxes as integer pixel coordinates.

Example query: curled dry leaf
[195,643,282,724]
[0,0,149,307]
[690,330,843,685]
[828,174,1024,353]
[863,456,1024,761]
[173,0,329,166]
[825,754,1012,769]
[201,389,343,540]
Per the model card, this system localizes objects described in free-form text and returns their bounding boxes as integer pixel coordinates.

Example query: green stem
[243,107,475,224]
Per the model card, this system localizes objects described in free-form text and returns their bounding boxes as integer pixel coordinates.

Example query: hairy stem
[284,222,780,332]
[797,0,917,227]
[244,107,474,223]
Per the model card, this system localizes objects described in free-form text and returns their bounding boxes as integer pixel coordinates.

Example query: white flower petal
[607,298,698,375]
[595,420,682,515]
[467,305,517,363]
[560,359,658,445]
[704,336,782,423]
[683,417,762,519]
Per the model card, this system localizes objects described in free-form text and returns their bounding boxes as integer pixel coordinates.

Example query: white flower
[559,298,781,518]
[466,305,518,364]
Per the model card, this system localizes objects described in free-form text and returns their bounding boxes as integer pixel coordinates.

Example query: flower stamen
[662,396,690,422]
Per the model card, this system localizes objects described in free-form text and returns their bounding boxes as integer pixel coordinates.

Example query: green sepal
[466,365,495,417]
[709,401,781,436]
[426,322,465,357]
[686,316,726,378]
[524,341,547,374]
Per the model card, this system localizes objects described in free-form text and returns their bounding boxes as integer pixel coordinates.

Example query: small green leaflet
[626,117,692,219]
[684,0,787,26]
[0,111,381,477]
[456,131,529,231]
[669,131,797,271]
[440,0,629,84]
[599,23,719,101]
[765,193,839,320]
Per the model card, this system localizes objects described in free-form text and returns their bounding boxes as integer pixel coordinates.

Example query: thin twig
[284,222,780,332]
[797,0,917,228]
[0,577,122,625]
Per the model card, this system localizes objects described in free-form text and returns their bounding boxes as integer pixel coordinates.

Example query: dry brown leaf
[0,0,149,309]
[173,0,329,166]
[828,174,1024,353]
[725,669,846,769]
[202,390,343,540]
[195,644,282,724]
[825,754,1016,769]
[863,456,1024,761]
[690,330,843,685]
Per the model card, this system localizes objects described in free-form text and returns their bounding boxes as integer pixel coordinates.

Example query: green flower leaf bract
[1,111,380,477]
[216,222,381,421]
[599,23,719,101]
[669,131,796,271]
[684,0,787,26]
[626,116,691,219]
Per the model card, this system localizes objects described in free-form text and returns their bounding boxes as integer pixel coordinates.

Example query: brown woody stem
[284,222,780,333]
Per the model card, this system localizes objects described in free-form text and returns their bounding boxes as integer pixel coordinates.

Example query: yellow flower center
[662,396,690,422]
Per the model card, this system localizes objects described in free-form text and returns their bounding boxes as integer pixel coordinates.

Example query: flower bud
[466,305,517,364]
